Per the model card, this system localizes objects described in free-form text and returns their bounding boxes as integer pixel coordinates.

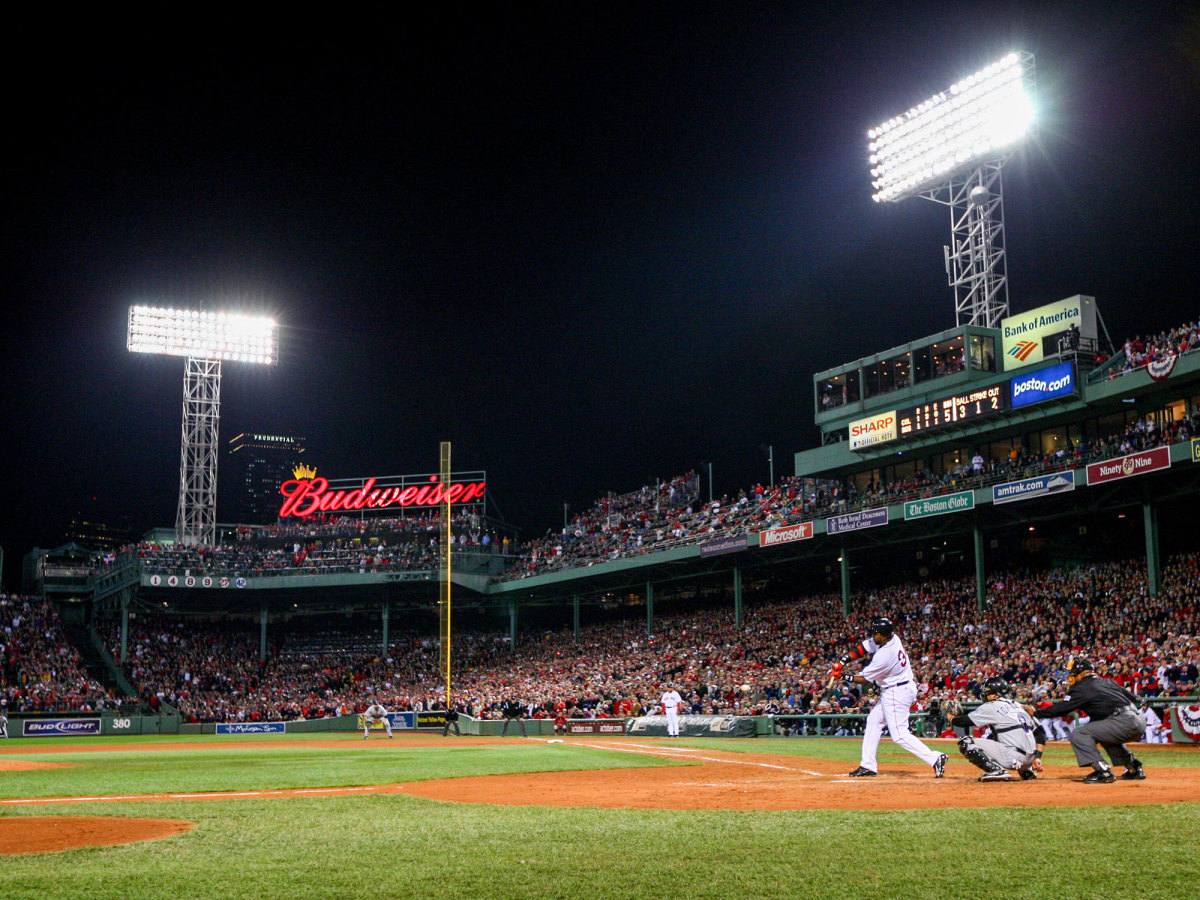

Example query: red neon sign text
[278,475,486,519]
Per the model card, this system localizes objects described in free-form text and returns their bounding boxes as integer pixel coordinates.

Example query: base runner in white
[659,685,684,737]
[837,617,946,778]
[363,702,393,739]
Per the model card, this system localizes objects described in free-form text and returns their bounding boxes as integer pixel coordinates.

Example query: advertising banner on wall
[22,718,102,737]
[904,491,974,520]
[1010,361,1076,409]
[992,471,1075,505]
[1085,447,1171,485]
[827,508,888,534]
[566,720,627,735]
[1000,295,1097,371]
[216,722,287,735]
[1192,438,1200,463]
[756,522,813,547]
[848,410,898,451]
[700,535,748,557]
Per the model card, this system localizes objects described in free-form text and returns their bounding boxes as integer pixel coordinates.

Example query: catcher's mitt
[942,699,962,718]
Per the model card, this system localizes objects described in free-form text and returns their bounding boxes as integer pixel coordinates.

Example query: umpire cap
[869,616,894,638]
[1069,657,1094,673]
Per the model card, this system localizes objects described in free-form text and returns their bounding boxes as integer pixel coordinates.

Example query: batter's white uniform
[857,635,943,772]
[660,689,683,737]
[1142,706,1164,743]
[363,703,393,738]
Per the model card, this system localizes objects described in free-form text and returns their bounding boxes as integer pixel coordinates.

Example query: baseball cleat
[847,766,877,777]
[933,753,947,778]
[979,768,1013,781]
[1083,769,1115,784]
[1018,767,1038,780]
[1120,764,1146,780]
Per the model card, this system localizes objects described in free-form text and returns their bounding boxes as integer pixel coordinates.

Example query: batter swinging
[837,616,947,778]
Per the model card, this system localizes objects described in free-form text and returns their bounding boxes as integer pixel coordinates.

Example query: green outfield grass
[2,734,1197,900]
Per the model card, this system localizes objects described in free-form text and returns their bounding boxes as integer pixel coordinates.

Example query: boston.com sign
[1000,295,1098,372]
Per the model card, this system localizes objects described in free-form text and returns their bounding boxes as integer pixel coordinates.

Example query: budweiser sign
[279,475,486,518]
[758,522,813,547]
[1085,446,1171,486]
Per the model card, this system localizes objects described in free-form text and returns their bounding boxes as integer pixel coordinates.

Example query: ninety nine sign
[757,522,814,547]
[279,475,486,519]
[1086,447,1171,485]
[904,491,975,520]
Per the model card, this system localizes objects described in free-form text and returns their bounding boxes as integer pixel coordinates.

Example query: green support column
[259,603,268,663]
[647,582,654,636]
[974,525,986,612]
[381,601,390,656]
[733,567,743,629]
[840,548,851,616]
[509,600,518,649]
[572,594,580,643]
[1144,502,1160,598]
[120,590,129,664]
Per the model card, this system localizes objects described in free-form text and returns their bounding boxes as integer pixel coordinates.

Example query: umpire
[500,698,528,737]
[1024,658,1145,783]
[441,705,461,737]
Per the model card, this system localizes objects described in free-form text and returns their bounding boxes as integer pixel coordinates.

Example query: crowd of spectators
[1,594,116,713]
[127,508,511,578]
[498,398,1199,580]
[1110,318,1199,377]
[89,552,1198,727]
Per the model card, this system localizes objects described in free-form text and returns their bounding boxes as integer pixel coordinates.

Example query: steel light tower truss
[869,52,1035,329]
[128,306,277,547]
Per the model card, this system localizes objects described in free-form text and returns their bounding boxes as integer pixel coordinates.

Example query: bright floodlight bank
[128,305,278,548]
[127,306,277,363]
[868,51,1035,204]
[867,51,1035,331]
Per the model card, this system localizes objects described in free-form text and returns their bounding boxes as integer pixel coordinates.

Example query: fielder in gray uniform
[947,677,1042,781]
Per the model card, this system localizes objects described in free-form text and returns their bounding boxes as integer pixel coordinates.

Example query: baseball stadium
[5,45,1200,900]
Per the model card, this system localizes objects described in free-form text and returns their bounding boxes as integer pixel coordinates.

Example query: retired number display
[898,385,1006,437]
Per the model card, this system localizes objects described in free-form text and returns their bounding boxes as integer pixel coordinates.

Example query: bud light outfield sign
[1010,361,1075,409]
[23,718,102,737]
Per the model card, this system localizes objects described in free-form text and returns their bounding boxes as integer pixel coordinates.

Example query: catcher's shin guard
[958,736,995,773]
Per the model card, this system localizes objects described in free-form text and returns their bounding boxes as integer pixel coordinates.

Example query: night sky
[2,2,1198,587]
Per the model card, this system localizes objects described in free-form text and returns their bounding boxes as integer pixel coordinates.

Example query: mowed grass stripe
[0,737,683,801]
[1,795,1197,900]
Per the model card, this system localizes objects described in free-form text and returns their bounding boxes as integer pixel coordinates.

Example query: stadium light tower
[869,51,1035,328]
[128,306,278,547]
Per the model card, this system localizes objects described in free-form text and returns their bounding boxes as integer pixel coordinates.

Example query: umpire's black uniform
[500,699,527,737]
[1034,664,1144,778]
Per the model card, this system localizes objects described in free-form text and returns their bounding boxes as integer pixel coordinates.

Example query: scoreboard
[898,385,1006,437]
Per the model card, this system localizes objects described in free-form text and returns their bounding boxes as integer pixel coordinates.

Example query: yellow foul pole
[439,442,452,708]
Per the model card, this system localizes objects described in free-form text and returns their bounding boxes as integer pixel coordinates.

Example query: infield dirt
[2,737,1195,854]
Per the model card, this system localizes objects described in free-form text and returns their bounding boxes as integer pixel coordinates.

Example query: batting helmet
[982,677,1010,700]
[870,616,894,638]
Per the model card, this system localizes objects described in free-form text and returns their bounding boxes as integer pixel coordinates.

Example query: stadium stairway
[61,617,141,710]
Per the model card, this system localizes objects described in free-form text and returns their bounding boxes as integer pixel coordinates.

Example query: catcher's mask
[982,676,1010,700]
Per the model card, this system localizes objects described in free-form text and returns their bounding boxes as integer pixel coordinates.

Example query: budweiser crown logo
[293,463,317,480]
